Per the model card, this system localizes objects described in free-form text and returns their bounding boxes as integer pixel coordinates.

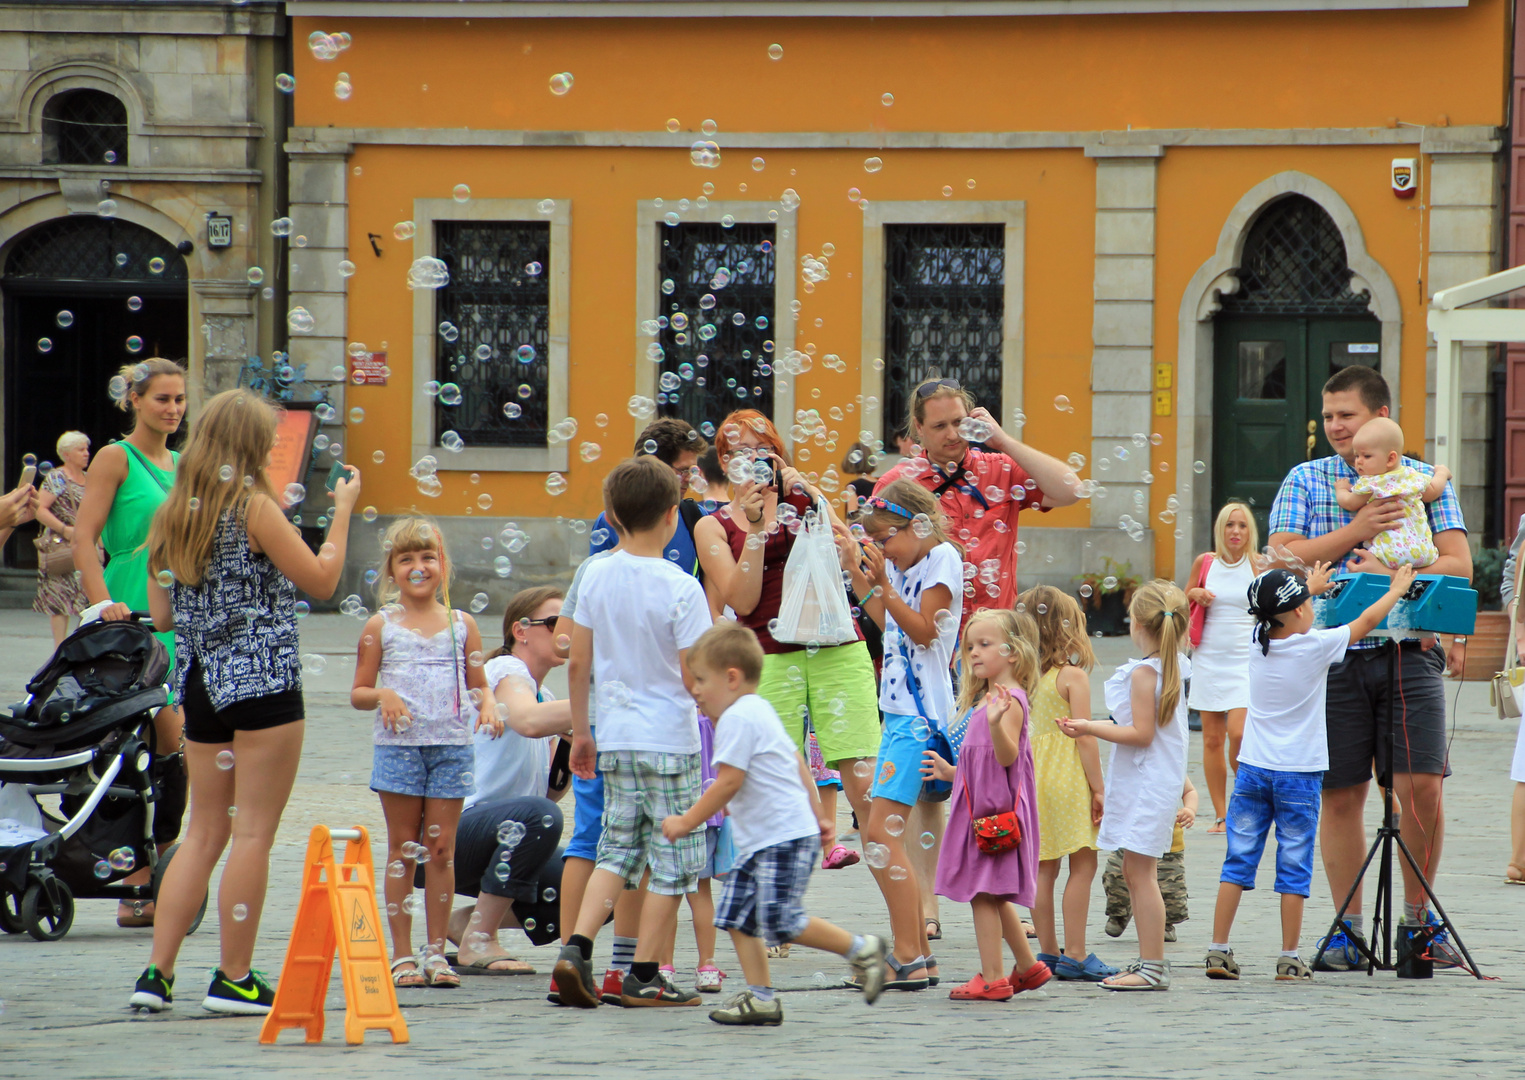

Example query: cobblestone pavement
[1,612,1521,1078]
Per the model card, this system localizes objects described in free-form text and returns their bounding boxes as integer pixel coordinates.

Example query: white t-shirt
[572,550,712,753]
[878,541,964,724]
[564,549,615,728]
[711,694,819,859]
[466,654,559,810]
[1239,625,1354,773]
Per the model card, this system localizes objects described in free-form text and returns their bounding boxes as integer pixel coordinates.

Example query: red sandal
[1009,960,1053,993]
[949,974,1014,1001]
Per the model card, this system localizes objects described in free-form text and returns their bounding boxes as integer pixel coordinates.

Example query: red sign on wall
[350,350,388,386]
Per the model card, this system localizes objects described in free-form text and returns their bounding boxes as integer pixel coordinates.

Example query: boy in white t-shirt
[662,621,889,1026]
[553,456,714,1010]
[1204,562,1414,983]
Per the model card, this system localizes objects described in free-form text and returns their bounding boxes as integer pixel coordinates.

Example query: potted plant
[1073,556,1141,637]
[1464,542,1509,681]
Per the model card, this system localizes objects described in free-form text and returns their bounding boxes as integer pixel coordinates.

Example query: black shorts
[181,661,305,744]
[1323,642,1449,789]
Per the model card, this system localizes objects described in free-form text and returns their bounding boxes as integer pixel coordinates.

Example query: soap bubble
[549,72,574,95]
[525,261,542,276]
[885,814,905,837]
[302,654,327,675]
[36,338,51,353]
[338,259,356,278]
[271,217,293,236]
[216,750,235,770]
[287,306,315,333]
[334,76,352,100]
[156,569,174,587]
[537,198,555,215]
[349,407,365,424]
[127,295,143,312]
[919,831,937,850]
[283,482,307,507]
[232,903,248,922]
[97,198,118,217]
[882,92,895,106]
[911,513,934,539]
[545,472,568,496]
[477,493,493,511]
[1054,395,1072,412]
[56,310,74,328]
[93,859,112,879]
[109,847,135,871]
[276,72,295,92]
[1193,460,1207,474]
[690,141,721,168]
[768,43,783,59]
[852,761,872,778]
[494,555,513,578]
[503,402,523,419]
[469,592,490,614]
[888,865,909,881]
[407,256,450,289]
[126,335,144,353]
[863,156,883,173]
[516,344,536,363]
[452,183,472,203]
[394,220,416,240]
[438,383,463,406]
[864,843,890,869]
[627,395,656,420]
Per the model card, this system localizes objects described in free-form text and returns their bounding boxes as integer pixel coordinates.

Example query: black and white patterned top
[172,508,300,710]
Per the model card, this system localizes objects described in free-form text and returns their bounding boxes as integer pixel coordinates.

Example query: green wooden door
[1213,317,1380,539]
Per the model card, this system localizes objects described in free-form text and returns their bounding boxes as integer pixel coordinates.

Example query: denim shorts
[370,743,476,800]
[871,712,930,806]
[1220,762,1323,897]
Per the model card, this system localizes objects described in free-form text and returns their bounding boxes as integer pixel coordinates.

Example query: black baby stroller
[0,615,204,941]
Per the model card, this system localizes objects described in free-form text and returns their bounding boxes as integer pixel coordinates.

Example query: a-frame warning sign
[259,825,408,1046]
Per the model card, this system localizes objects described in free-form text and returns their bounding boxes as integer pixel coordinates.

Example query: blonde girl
[922,609,1048,999]
[850,478,964,989]
[352,517,503,990]
[1018,585,1115,982]
[130,388,360,1016]
[1058,580,1190,990]
[1185,501,1261,833]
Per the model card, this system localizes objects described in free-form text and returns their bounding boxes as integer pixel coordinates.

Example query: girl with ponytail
[1056,579,1191,991]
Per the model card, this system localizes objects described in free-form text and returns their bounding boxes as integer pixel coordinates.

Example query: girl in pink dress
[925,609,1050,1001]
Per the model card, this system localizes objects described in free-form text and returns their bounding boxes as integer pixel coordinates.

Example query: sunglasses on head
[916,378,962,398]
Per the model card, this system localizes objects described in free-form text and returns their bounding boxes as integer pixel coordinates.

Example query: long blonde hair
[1212,501,1259,564]
[1128,579,1188,727]
[375,516,453,608]
[146,389,279,587]
[956,608,1040,717]
[1018,585,1096,674]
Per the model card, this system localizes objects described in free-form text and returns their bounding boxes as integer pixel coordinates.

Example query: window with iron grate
[1219,195,1371,317]
[882,224,1004,441]
[4,217,183,282]
[434,221,551,449]
[42,89,128,166]
[655,222,776,432]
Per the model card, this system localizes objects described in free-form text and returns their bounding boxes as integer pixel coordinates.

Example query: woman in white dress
[1184,502,1261,834]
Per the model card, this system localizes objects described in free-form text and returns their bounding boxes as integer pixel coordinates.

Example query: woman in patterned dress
[33,430,91,645]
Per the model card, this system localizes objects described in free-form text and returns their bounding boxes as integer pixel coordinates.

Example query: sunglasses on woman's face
[522,617,559,631]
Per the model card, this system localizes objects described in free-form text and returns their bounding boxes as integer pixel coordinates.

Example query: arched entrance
[1210,195,1380,538]
[1,216,187,566]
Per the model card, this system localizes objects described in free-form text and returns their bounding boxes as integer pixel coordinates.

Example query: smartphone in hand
[18,464,35,488]
[325,460,347,493]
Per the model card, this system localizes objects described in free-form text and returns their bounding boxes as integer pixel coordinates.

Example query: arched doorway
[1,216,188,566]
[1211,195,1381,538]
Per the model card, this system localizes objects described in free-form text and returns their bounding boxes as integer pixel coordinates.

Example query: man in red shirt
[874,378,1081,634]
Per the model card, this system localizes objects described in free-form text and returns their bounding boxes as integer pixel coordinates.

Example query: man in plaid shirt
[1268,365,1471,970]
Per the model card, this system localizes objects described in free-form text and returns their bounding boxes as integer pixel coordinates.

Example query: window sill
[410,444,569,473]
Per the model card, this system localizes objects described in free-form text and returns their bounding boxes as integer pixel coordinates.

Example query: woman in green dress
[74,357,187,927]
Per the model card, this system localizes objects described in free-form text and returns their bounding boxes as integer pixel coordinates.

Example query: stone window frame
[410,198,571,473]
[633,201,798,451]
[857,201,1027,443]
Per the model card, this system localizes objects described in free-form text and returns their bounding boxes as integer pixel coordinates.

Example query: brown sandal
[1506,864,1525,885]
[117,900,154,928]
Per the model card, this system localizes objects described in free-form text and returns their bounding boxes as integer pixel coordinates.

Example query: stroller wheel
[0,891,23,934]
[151,843,207,935]
[21,880,74,941]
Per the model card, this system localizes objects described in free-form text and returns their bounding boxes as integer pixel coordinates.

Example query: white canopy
[1427,263,1525,474]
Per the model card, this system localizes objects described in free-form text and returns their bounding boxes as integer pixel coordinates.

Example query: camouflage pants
[1102,849,1188,926]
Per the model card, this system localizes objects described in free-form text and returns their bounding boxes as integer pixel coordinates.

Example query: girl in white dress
[1184,502,1260,834]
[1058,580,1190,990]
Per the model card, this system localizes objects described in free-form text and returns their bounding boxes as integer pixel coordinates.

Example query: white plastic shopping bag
[772,499,858,647]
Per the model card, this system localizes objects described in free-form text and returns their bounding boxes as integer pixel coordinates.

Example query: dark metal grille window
[4,217,184,283]
[42,90,128,166]
[883,224,1005,440]
[1219,195,1370,316]
[656,223,776,431]
[434,221,550,449]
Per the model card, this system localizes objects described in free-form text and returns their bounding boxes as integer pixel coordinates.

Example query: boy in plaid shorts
[554,457,714,1008]
[663,621,889,1026]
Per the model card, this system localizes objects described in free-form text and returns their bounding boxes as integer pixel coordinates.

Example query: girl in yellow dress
[1019,585,1117,981]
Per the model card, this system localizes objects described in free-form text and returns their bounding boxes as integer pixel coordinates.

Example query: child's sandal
[421,953,460,988]
[1099,960,1170,991]
[391,956,426,988]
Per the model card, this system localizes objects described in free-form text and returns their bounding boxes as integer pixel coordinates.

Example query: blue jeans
[1220,763,1322,897]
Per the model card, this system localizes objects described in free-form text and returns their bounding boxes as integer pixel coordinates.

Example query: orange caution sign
[259,825,408,1046]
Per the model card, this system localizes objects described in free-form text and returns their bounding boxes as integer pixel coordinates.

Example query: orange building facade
[284,0,1510,598]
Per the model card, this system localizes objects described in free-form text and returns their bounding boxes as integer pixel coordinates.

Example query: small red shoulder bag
[963,778,1022,856]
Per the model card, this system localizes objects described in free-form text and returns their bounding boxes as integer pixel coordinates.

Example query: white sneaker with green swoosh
[201,968,275,1015]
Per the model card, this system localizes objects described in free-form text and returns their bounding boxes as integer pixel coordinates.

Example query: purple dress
[935,692,1041,906]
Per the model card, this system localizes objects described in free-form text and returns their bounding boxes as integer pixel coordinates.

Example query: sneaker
[1164,924,1177,943]
[1204,949,1240,980]
[551,945,600,1009]
[696,964,727,993]
[201,969,275,1015]
[599,967,626,1006]
[1275,955,1312,981]
[708,989,783,1026]
[1418,910,1467,968]
[621,968,702,1006]
[846,934,888,1004]
[1312,923,1366,972]
[129,965,174,1012]
[1056,953,1119,982]
[1104,916,1127,938]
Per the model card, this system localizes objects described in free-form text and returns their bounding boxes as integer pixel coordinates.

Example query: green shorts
[758,641,881,768]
